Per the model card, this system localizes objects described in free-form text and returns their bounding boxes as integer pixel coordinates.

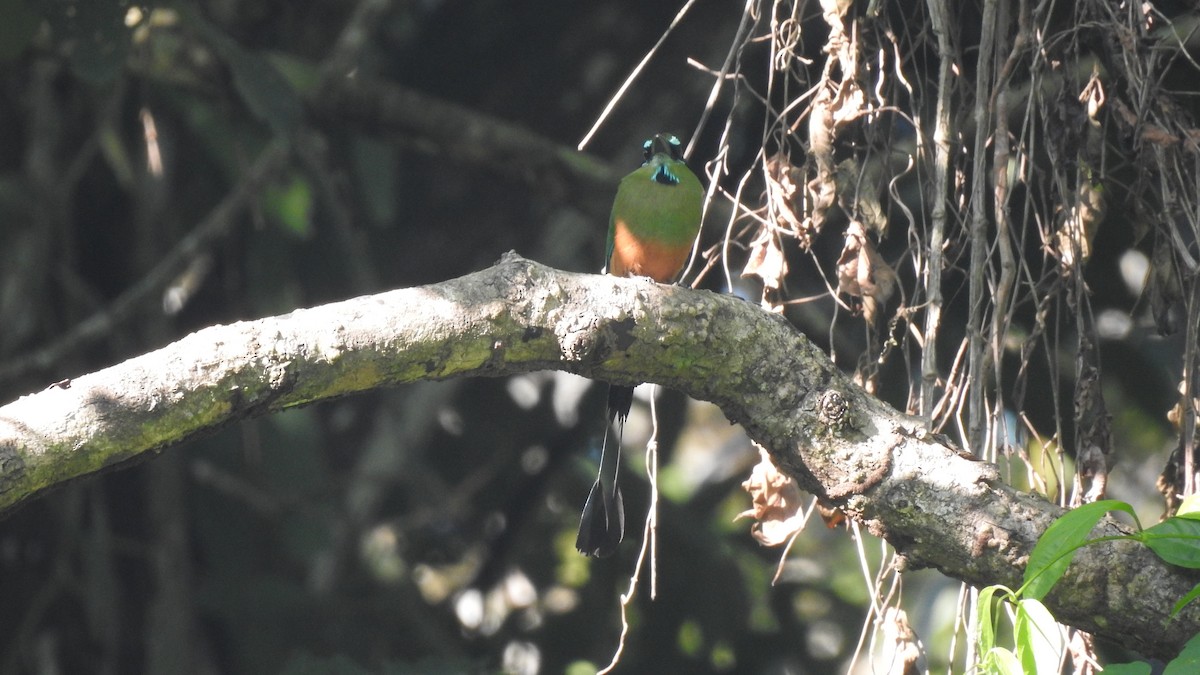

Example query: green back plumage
[605,134,704,270]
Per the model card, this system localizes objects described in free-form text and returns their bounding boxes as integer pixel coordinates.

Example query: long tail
[606,384,634,425]
[575,384,635,557]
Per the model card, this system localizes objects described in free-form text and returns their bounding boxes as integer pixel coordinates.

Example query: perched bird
[575,133,704,557]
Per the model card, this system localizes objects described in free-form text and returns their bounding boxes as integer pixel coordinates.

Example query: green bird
[576,133,704,557]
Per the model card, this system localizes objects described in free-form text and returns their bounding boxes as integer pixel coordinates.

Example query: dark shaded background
[0,0,1189,673]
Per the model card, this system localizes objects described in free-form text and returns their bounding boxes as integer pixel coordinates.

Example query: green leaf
[1142,517,1200,568]
[264,174,313,238]
[1101,663,1152,675]
[1177,494,1200,520]
[982,647,1022,675]
[220,41,304,134]
[1023,500,1137,600]
[1172,582,1200,617]
[264,52,322,96]
[176,5,302,134]
[1163,632,1200,675]
[1014,599,1064,675]
[976,585,1014,656]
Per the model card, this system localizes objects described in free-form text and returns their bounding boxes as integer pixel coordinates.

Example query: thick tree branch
[0,255,1195,657]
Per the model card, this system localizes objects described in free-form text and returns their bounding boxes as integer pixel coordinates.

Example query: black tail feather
[607,384,635,423]
[576,386,632,557]
[575,480,624,557]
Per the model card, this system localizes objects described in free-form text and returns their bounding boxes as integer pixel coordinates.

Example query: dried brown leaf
[1068,631,1100,675]
[836,156,887,236]
[1111,98,1138,127]
[880,607,926,675]
[1054,181,1106,271]
[742,229,788,293]
[1078,64,1105,125]
[737,446,806,546]
[1148,233,1184,335]
[764,153,810,243]
[1072,363,1111,504]
[1141,124,1179,147]
[836,221,897,322]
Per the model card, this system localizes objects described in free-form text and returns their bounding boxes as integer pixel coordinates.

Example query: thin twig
[578,0,703,151]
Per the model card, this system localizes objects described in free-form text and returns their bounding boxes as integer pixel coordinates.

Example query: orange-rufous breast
[609,218,692,282]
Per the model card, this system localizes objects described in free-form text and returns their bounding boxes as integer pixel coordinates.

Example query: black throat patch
[652,163,680,185]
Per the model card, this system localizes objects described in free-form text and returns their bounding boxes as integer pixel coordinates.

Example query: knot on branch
[817,389,851,432]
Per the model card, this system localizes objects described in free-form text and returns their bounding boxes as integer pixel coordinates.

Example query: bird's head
[643,133,685,163]
[642,133,686,185]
